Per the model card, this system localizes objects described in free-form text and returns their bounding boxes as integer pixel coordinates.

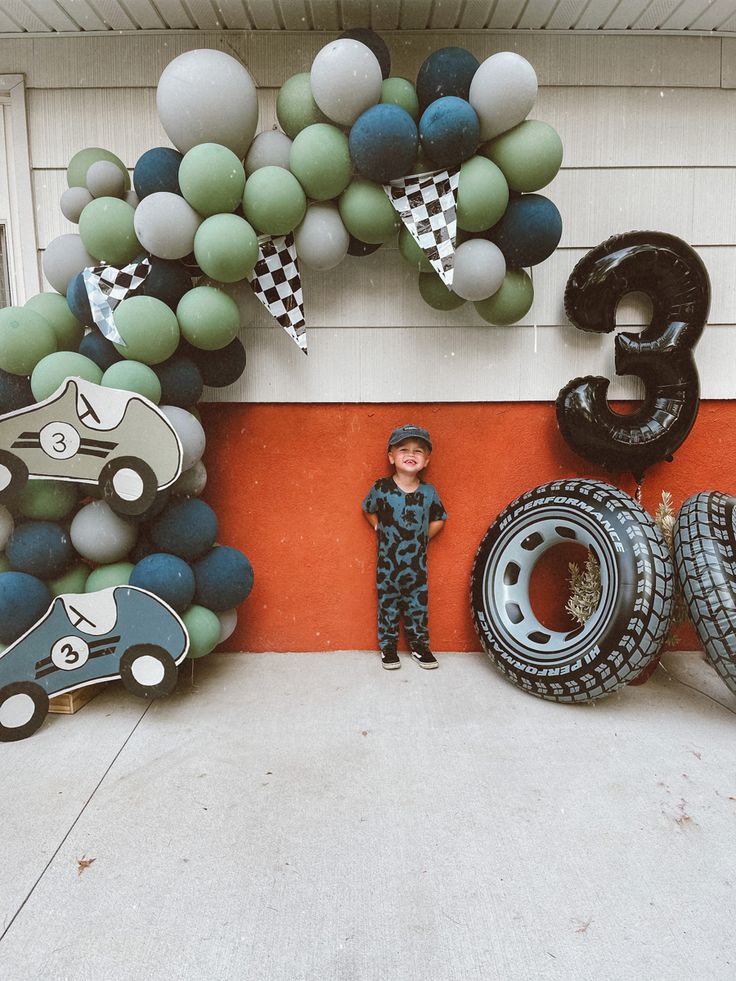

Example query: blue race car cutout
[0,585,189,741]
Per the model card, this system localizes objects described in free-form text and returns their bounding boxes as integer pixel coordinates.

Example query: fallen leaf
[77,856,96,876]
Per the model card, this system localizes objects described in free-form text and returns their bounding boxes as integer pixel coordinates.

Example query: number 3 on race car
[39,421,81,461]
[51,636,90,671]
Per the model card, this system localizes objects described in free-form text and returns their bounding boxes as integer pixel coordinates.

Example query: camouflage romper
[362,477,447,653]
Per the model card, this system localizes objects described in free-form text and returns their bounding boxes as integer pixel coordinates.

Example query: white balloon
[245,130,293,176]
[70,501,138,564]
[133,191,202,261]
[0,505,13,552]
[86,160,127,199]
[294,202,349,271]
[159,405,206,470]
[452,239,506,301]
[60,186,93,224]
[42,234,96,295]
[156,49,258,158]
[310,39,382,127]
[217,608,237,644]
[171,460,207,497]
[469,52,538,142]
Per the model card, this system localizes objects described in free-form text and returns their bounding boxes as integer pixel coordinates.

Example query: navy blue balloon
[490,193,563,267]
[6,520,75,579]
[143,258,192,311]
[79,330,124,371]
[419,97,479,169]
[150,497,218,561]
[155,353,203,408]
[416,47,480,111]
[66,271,93,326]
[189,338,246,388]
[130,552,196,613]
[347,236,382,257]
[349,104,418,183]
[193,546,254,612]
[133,147,183,199]
[0,571,52,644]
[0,369,34,414]
[339,28,391,79]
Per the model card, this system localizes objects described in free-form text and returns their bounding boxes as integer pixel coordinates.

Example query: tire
[673,491,736,695]
[0,450,29,508]
[100,456,158,516]
[0,681,49,741]
[470,479,674,702]
[119,644,179,698]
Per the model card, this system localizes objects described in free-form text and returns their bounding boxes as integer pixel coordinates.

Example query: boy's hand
[428,520,445,540]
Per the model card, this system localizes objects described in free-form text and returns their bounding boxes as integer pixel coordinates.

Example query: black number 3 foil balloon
[556,231,711,483]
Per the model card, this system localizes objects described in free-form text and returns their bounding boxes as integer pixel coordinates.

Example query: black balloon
[556,231,710,482]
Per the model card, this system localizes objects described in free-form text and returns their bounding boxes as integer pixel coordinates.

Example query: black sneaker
[381,649,400,670]
[411,647,438,669]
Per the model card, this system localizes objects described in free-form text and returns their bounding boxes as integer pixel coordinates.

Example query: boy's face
[388,439,431,477]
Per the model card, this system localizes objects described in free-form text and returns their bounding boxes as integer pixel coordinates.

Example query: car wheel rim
[0,693,36,729]
[131,655,166,687]
[112,468,145,502]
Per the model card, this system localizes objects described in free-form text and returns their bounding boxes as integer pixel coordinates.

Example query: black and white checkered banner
[383,169,460,288]
[247,233,307,355]
[83,258,151,347]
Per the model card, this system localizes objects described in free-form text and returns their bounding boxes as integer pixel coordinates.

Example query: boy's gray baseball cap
[387,424,432,452]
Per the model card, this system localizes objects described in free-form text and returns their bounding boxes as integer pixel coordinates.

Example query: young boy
[362,424,447,670]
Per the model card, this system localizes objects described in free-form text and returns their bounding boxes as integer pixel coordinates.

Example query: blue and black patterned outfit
[362,477,447,653]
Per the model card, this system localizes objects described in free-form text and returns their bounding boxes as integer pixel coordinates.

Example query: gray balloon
[451,239,506,301]
[310,39,382,126]
[86,159,127,198]
[245,130,293,176]
[133,191,202,261]
[42,233,96,294]
[60,186,94,223]
[159,405,206,470]
[469,52,538,141]
[70,500,138,564]
[124,188,140,209]
[171,459,207,497]
[294,202,349,271]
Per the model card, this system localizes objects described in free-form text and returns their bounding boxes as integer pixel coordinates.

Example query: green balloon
[31,351,102,401]
[25,293,85,350]
[113,296,180,365]
[176,286,240,351]
[242,166,307,236]
[194,214,258,283]
[381,77,420,121]
[19,479,78,520]
[418,272,465,311]
[79,197,141,265]
[276,73,330,139]
[338,179,401,244]
[0,306,57,375]
[399,226,432,272]
[183,604,221,659]
[179,143,246,217]
[456,156,509,233]
[289,124,352,201]
[85,562,134,591]
[474,269,534,325]
[48,563,90,596]
[102,359,162,403]
[67,147,130,190]
[481,120,563,193]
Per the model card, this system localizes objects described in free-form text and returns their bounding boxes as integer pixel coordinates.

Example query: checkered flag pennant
[83,257,151,347]
[247,233,307,355]
[384,169,460,287]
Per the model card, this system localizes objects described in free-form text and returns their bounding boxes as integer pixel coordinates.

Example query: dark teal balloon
[339,28,391,78]
[79,330,124,371]
[133,147,183,198]
[0,369,33,414]
[154,352,203,407]
[193,545,254,611]
[419,97,479,169]
[6,521,75,579]
[0,572,52,643]
[130,552,195,613]
[66,271,93,326]
[188,337,246,388]
[416,47,480,111]
[143,258,193,311]
[150,498,218,561]
[349,103,418,183]
[490,193,563,267]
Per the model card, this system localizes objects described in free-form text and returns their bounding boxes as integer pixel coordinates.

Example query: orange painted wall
[199,401,736,653]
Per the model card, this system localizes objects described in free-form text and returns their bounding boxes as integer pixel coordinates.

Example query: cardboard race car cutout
[0,585,190,741]
[0,377,182,516]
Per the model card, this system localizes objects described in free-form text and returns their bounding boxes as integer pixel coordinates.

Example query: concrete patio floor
[1,649,735,981]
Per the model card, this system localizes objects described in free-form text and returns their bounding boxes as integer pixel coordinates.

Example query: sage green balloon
[242,166,307,235]
[48,563,90,596]
[381,77,420,121]
[417,272,465,311]
[176,286,240,351]
[30,351,102,401]
[289,124,352,201]
[338,179,401,244]
[456,156,509,233]
[19,479,78,521]
[112,295,180,365]
[194,214,258,283]
[481,120,563,193]
[474,268,534,325]
[276,73,330,139]
[67,147,130,190]
[399,226,432,272]
[85,561,134,591]
[183,604,221,658]
[0,306,57,375]
[25,293,85,351]
[79,197,141,265]
[102,359,162,403]
[179,143,246,217]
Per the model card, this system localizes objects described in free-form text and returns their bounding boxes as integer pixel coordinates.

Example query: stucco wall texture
[199,401,733,654]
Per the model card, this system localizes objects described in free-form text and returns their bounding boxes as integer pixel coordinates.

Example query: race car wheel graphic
[674,491,736,695]
[100,456,158,516]
[120,644,179,698]
[0,681,49,742]
[0,450,29,508]
[470,479,674,702]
